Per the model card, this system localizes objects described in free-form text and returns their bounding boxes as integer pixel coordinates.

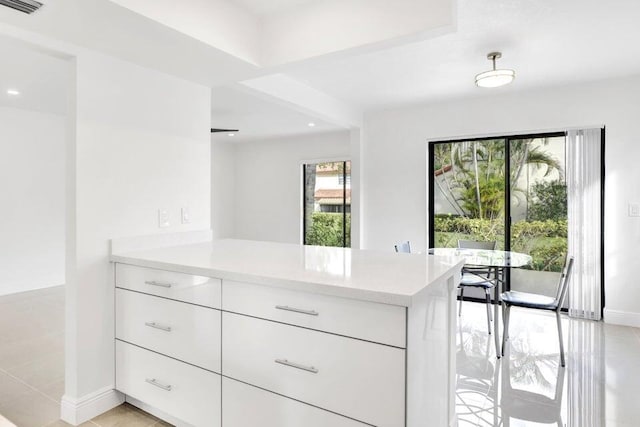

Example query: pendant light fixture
[475,52,515,88]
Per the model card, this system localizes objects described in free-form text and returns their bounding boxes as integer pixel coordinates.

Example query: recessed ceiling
[0,0,259,86]
[286,0,640,110]
[0,34,69,115]
[211,85,343,142]
[230,0,317,15]
[3,0,640,137]
[105,0,454,67]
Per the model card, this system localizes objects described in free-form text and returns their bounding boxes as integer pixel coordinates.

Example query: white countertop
[110,239,465,307]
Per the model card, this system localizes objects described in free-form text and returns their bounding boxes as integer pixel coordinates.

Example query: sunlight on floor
[456,302,640,426]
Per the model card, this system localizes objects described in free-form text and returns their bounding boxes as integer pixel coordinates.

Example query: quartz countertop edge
[110,240,465,307]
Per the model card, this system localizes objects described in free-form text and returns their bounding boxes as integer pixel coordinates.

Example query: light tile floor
[1,286,640,426]
[456,302,640,426]
[0,286,168,427]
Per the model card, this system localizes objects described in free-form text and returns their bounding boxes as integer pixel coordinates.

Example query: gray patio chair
[501,257,574,367]
[394,241,411,253]
[457,240,498,334]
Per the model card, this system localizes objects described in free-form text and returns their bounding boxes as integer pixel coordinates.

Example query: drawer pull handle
[275,358,319,374]
[145,280,173,288]
[145,378,172,391]
[145,322,172,332]
[275,305,319,316]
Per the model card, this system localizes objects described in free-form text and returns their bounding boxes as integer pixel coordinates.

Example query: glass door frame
[428,131,568,293]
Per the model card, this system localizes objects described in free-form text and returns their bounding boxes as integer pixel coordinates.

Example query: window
[303,160,351,247]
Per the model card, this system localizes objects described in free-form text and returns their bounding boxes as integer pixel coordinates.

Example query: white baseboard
[60,387,124,426]
[603,308,640,328]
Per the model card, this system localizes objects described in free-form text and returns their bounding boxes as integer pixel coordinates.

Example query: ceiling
[230,0,317,16]
[211,85,344,143]
[0,0,259,87]
[2,0,640,140]
[286,0,640,110]
[213,0,640,137]
[0,35,69,115]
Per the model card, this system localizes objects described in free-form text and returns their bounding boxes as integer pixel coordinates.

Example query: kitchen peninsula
[110,233,464,427]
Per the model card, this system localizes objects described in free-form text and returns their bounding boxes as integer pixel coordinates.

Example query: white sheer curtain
[568,319,605,426]
[566,128,603,320]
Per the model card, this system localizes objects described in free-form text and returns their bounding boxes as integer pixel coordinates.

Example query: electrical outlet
[629,203,640,217]
[158,209,170,228]
[181,207,191,224]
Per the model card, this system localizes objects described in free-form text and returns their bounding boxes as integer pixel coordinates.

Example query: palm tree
[434,138,562,219]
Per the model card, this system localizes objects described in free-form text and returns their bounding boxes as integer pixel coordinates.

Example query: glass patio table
[428,248,532,357]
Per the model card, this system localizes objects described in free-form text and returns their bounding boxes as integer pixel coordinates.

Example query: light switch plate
[158,209,170,228]
[181,207,191,224]
[629,203,640,217]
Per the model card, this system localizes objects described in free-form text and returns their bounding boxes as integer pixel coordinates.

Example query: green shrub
[433,216,567,272]
[528,181,567,221]
[528,237,567,271]
[434,216,566,238]
[306,212,351,247]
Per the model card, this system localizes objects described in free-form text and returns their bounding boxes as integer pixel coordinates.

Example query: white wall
[211,138,236,238]
[361,74,640,326]
[65,51,211,406]
[233,131,350,244]
[0,106,65,296]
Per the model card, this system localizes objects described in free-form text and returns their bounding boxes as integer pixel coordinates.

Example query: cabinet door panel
[116,341,221,427]
[116,263,221,308]
[116,289,221,372]
[224,279,406,347]
[223,377,368,427]
[222,312,405,427]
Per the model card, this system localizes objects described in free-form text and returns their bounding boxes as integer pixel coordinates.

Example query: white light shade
[7,89,20,96]
[475,69,515,88]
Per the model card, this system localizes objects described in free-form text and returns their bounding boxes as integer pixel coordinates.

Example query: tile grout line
[0,365,63,406]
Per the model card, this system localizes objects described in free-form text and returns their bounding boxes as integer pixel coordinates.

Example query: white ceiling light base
[475,52,515,88]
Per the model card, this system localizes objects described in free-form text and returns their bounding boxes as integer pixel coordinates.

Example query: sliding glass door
[508,136,567,296]
[429,133,567,294]
[303,161,351,248]
[432,139,507,250]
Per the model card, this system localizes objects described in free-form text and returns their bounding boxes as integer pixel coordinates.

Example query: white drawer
[223,280,406,348]
[222,377,368,427]
[116,340,221,427]
[116,289,221,372]
[116,263,221,309]
[222,312,405,427]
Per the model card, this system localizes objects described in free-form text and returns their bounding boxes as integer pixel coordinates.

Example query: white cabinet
[114,264,224,426]
[222,311,405,427]
[115,288,221,373]
[224,279,406,348]
[222,377,368,427]
[116,340,221,427]
[113,258,457,427]
[116,264,221,308]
